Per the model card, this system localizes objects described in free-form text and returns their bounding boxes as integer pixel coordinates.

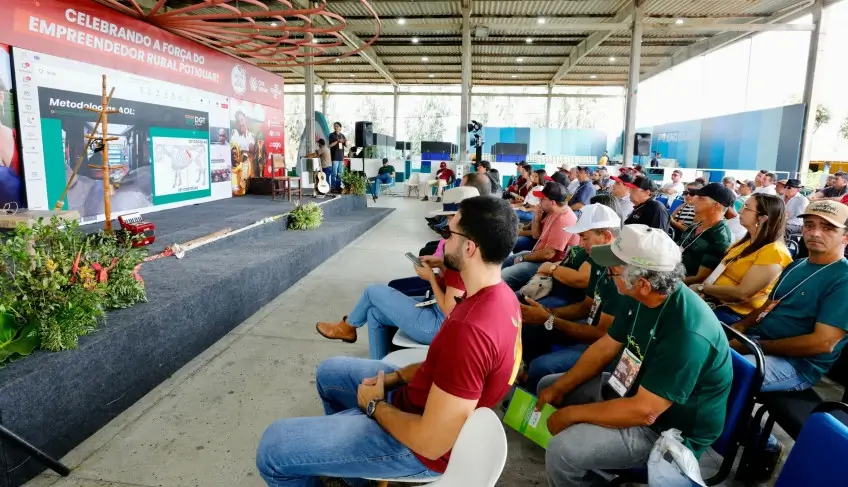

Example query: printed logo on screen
[231,65,247,95]
[184,115,207,127]
[271,84,281,99]
[250,77,270,95]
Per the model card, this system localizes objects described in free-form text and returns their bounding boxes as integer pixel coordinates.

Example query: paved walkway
[27,195,820,487]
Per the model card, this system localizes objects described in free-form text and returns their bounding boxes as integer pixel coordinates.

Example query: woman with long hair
[513,169,548,223]
[691,193,792,324]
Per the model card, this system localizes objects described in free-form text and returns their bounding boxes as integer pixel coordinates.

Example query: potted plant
[341,169,367,196]
[288,202,324,230]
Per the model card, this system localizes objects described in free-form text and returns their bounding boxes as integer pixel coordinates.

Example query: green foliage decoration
[288,202,324,230]
[341,169,368,196]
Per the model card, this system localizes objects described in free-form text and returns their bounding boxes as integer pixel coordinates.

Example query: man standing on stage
[328,122,347,193]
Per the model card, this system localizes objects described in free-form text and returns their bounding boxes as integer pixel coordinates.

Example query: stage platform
[0,195,392,487]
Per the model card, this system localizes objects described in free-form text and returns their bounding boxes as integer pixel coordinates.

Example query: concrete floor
[25,193,832,487]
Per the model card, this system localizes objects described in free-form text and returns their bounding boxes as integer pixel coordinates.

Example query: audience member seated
[658,169,685,202]
[256,197,522,486]
[566,167,580,195]
[669,181,702,236]
[723,176,737,194]
[692,194,792,325]
[538,225,732,487]
[504,163,530,200]
[552,170,569,189]
[676,183,734,285]
[316,187,480,359]
[728,200,848,471]
[610,173,634,219]
[519,204,622,393]
[735,180,754,212]
[811,171,848,201]
[502,182,579,290]
[422,162,454,202]
[783,178,809,234]
[369,158,395,202]
[592,168,612,192]
[513,169,548,222]
[622,175,670,232]
[754,171,777,195]
[569,167,597,214]
[474,160,502,194]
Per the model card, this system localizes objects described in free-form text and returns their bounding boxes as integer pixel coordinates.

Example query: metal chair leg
[0,424,70,476]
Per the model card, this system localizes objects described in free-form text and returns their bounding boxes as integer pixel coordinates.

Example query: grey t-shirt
[785,193,810,227]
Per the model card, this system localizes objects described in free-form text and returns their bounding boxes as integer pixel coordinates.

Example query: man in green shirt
[729,200,848,478]
[519,204,623,393]
[369,158,395,202]
[538,224,733,487]
[677,183,734,284]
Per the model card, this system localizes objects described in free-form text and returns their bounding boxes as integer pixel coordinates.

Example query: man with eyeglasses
[783,178,809,234]
[502,182,579,291]
[621,175,670,233]
[257,196,523,486]
[538,225,732,487]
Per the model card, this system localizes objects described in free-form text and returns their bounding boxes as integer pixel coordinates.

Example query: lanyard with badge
[587,270,608,325]
[678,221,718,253]
[755,258,838,323]
[608,300,670,397]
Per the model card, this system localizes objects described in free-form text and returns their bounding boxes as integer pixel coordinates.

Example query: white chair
[404,172,422,198]
[383,347,429,368]
[380,174,397,196]
[368,408,508,486]
[392,330,430,349]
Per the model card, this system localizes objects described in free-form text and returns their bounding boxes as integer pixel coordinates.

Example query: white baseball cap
[431,186,480,216]
[591,224,681,272]
[563,203,621,234]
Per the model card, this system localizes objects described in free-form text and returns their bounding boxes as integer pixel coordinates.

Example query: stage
[0,194,392,487]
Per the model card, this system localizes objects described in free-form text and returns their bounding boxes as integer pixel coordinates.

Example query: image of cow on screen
[0,44,21,209]
[37,87,211,219]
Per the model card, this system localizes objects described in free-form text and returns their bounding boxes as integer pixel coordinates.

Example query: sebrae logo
[231,65,247,95]
[184,114,207,127]
[271,84,282,99]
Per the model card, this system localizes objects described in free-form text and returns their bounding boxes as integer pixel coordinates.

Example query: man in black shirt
[623,175,670,232]
[812,171,848,201]
[327,122,347,192]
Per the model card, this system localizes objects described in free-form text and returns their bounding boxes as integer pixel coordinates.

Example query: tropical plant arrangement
[341,168,367,195]
[288,202,324,230]
[0,217,147,365]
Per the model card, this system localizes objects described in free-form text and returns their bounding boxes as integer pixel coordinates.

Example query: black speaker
[634,133,652,157]
[355,121,373,148]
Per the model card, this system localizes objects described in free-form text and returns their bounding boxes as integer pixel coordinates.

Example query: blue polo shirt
[568,180,596,207]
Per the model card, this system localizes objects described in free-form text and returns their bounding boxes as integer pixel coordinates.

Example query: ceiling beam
[549,1,635,87]
[645,23,815,33]
[641,0,824,82]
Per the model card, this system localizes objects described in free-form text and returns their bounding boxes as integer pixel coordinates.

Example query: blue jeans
[388,276,431,297]
[501,251,543,291]
[321,167,333,187]
[515,210,534,223]
[331,160,343,189]
[513,236,536,253]
[349,284,445,359]
[256,357,440,487]
[370,173,393,197]
[527,344,590,394]
[713,306,744,325]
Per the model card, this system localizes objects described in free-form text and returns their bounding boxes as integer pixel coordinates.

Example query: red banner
[0,0,284,107]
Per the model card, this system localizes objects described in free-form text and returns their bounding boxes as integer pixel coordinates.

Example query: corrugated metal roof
[94,0,813,87]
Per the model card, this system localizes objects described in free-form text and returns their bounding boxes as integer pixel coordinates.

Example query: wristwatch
[696,284,705,293]
[516,255,524,263]
[548,263,557,274]
[366,398,386,419]
[544,315,555,331]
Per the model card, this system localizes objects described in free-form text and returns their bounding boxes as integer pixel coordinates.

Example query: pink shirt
[533,208,579,262]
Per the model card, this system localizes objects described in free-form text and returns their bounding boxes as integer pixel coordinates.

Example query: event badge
[608,347,642,397]
[703,263,726,286]
[756,300,781,323]
[588,292,602,324]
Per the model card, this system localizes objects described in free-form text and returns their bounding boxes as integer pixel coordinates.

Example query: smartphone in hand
[405,252,423,267]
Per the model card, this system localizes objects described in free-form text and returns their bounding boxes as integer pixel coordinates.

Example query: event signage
[0,0,283,107]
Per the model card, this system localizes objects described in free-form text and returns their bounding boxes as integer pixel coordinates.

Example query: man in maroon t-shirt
[256,196,522,486]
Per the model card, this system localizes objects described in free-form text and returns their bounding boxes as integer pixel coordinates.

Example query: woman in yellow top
[691,193,792,324]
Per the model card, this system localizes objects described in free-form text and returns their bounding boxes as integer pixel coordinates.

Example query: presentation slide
[0,44,20,210]
[14,48,231,222]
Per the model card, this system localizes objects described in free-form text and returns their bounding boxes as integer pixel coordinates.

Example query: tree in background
[404,96,450,155]
[815,104,832,132]
[284,94,305,166]
[551,95,600,129]
[840,116,848,142]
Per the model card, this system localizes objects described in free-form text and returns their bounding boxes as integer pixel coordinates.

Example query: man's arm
[530,208,544,239]
[570,201,585,212]
[549,386,672,435]
[373,384,477,461]
[684,265,715,285]
[540,334,623,402]
[551,310,614,344]
[520,247,558,263]
[544,261,591,289]
[732,299,771,333]
[749,323,847,357]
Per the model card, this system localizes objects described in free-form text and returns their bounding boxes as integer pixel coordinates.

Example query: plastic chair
[405,173,422,198]
[380,174,397,196]
[393,329,430,349]
[669,196,685,213]
[773,402,848,487]
[606,324,764,486]
[368,408,508,486]
[383,347,429,368]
